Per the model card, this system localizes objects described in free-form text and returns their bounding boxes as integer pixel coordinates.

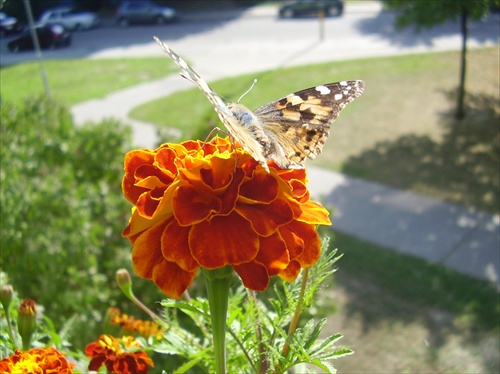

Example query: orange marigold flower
[112,313,165,339]
[0,347,75,373]
[122,137,331,298]
[85,334,154,374]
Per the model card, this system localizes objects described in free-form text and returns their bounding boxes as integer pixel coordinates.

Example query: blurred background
[1,0,499,372]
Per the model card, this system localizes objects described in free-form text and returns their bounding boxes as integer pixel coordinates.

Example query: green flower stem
[282,268,309,358]
[202,266,233,374]
[116,269,165,328]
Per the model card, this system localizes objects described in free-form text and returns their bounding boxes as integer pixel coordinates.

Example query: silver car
[38,7,100,31]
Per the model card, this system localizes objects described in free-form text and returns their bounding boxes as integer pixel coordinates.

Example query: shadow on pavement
[354,9,499,47]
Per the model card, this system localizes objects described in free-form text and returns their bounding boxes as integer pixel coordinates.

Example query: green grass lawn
[0,57,175,107]
[130,48,500,214]
[322,231,500,373]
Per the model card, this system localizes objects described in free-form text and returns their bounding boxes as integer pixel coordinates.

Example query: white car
[38,7,100,30]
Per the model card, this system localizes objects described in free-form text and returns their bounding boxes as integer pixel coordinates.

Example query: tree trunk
[456,6,468,119]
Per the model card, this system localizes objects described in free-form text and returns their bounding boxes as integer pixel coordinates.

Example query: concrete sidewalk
[71,5,499,286]
[307,168,499,286]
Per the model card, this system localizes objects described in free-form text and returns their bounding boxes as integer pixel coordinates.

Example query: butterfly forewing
[154,37,365,172]
[254,81,365,168]
[153,36,270,171]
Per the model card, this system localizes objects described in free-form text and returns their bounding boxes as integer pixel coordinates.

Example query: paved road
[2,1,498,68]
[11,2,500,285]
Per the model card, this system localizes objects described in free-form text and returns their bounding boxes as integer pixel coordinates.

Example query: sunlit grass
[0,57,175,106]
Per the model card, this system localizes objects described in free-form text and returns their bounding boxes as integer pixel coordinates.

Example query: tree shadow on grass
[323,91,499,370]
[342,90,500,214]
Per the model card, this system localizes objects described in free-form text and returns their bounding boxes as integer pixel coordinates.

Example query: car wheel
[9,44,19,52]
[281,9,294,18]
[74,23,82,31]
[117,17,129,27]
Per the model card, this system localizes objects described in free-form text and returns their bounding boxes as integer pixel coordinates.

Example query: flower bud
[116,269,133,299]
[18,299,37,350]
[0,284,14,312]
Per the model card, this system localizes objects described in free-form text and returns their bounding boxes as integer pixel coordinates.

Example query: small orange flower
[122,137,331,298]
[85,334,154,374]
[112,312,165,339]
[0,347,75,373]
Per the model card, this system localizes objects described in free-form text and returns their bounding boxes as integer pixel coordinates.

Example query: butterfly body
[153,37,365,172]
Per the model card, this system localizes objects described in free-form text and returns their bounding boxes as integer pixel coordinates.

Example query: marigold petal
[132,221,167,279]
[287,221,322,267]
[295,200,331,225]
[161,219,199,271]
[236,198,294,236]
[136,191,161,219]
[152,260,197,299]
[189,212,259,268]
[279,224,305,260]
[155,146,179,174]
[173,184,222,226]
[277,167,307,184]
[288,178,310,202]
[279,259,302,282]
[200,156,239,190]
[123,182,180,239]
[255,232,289,276]
[88,355,106,371]
[233,261,270,291]
[122,149,156,204]
[239,171,279,203]
[288,221,321,268]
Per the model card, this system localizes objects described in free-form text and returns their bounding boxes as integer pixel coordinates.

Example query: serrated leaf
[309,333,343,356]
[303,318,327,350]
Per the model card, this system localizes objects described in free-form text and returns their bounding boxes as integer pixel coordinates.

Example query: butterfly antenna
[237,79,257,103]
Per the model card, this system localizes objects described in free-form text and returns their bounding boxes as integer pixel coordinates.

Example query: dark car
[8,24,71,52]
[115,0,177,27]
[278,0,344,18]
[0,11,25,37]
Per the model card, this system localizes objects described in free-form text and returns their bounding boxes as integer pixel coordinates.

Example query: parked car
[278,0,344,18]
[8,24,71,52]
[0,11,24,37]
[115,1,177,27]
[38,7,100,30]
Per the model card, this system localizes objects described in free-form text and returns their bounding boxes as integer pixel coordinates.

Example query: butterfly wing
[153,37,270,171]
[254,81,365,168]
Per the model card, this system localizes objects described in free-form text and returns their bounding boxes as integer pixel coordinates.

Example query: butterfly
[153,36,365,172]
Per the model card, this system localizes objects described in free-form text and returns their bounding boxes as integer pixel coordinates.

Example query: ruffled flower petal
[190,212,259,268]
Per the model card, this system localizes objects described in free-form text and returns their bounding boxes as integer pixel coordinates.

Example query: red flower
[85,335,154,374]
[122,137,331,298]
[0,347,75,373]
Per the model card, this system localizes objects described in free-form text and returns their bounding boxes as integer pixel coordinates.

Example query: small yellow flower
[112,312,165,339]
